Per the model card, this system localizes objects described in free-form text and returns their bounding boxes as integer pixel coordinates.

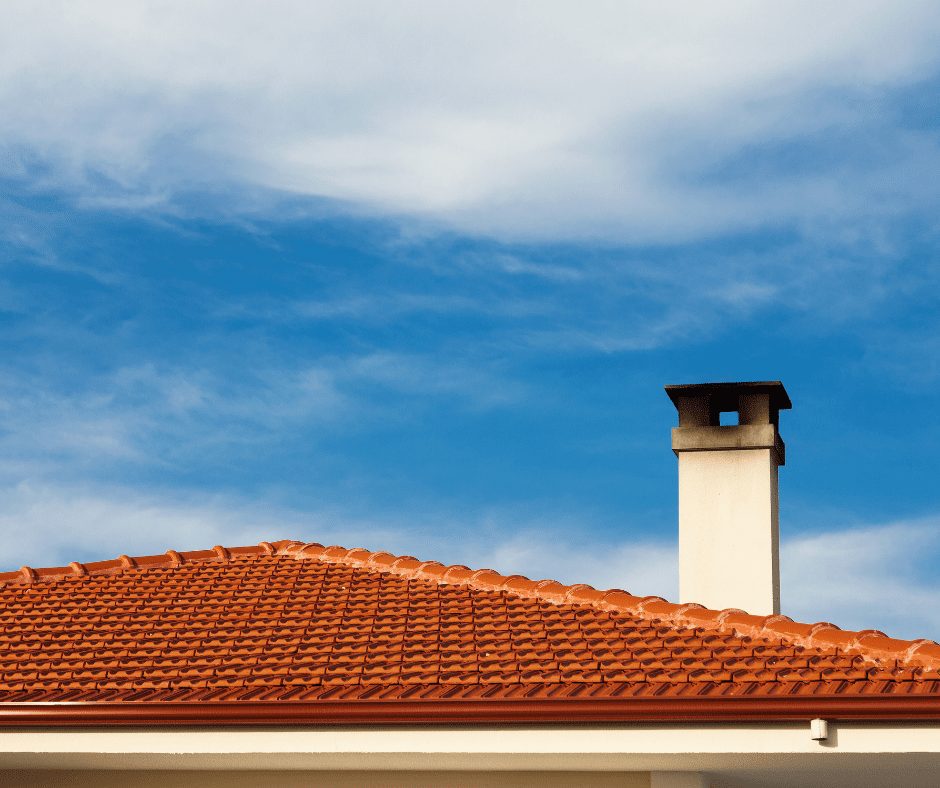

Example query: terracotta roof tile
[0,538,939,706]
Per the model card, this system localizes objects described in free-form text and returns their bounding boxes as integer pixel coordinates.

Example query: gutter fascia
[3,695,940,727]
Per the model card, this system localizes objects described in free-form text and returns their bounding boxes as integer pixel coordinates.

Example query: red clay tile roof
[1,539,939,720]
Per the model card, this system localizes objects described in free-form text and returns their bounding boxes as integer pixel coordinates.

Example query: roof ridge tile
[0,540,298,588]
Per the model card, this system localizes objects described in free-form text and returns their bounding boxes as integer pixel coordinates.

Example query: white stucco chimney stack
[665,381,791,616]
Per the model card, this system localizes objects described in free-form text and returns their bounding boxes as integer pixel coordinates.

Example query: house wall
[0,769,652,788]
[5,724,940,786]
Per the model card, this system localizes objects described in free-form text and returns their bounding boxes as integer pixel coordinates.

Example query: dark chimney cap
[665,381,791,414]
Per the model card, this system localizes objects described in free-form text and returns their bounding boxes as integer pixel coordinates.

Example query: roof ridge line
[0,540,297,587]
[279,540,940,673]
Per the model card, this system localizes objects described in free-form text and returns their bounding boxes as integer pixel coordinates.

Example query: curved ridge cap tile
[716,611,772,634]
[68,561,87,577]
[677,606,723,624]
[531,579,567,601]
[499,575,538,594]
[669,605,725,629]
[341,548,372,565]
[365,551,397,568]
[212,545,231,562]
[165,550,184,566]
[441,565,472,582]
[18,566,37,584]
[118,555,137,569]
[598,589,642,611]
[414,561,447,579]
[808,621,841,634]
[903,640,940,670]
[851,629,889,647]
[468,569,503,587]
[388,556,421,572]
[563,584,603,603]
[851,633,916,656]
[714,608,748,625]
[635,595,670,613]
[762,616,815,639]
[290,542,327,558]
[274,540,298,554]
[257,541,276,556]
[803,622,853,648]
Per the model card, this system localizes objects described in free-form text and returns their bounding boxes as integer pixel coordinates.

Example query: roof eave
[4,694,940,727]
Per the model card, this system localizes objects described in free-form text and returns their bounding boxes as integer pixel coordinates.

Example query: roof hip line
[281,541,940,672]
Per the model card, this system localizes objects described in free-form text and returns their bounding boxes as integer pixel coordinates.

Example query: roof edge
[3,695,940,727]
[2,538,939,674]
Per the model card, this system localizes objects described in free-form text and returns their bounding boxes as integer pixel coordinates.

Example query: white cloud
[344,352,524,409]
[472,530,678,599]
[2,2,939,241]
[781,518,940,640]
[0,482,388,570]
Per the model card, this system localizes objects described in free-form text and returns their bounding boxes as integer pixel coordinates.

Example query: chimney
[665,381,791,616]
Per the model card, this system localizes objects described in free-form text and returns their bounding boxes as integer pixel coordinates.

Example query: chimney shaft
[665,381,791,616]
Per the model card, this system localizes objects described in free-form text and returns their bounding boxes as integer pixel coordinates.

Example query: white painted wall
[678,447,779,615]
[4,724,940,786]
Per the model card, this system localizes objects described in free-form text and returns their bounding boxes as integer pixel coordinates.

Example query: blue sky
[2,2,940,638]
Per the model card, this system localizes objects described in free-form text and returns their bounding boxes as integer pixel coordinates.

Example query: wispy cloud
[472,529,677,600]
[0,351,523,478]
[0,482,385,570]
[781,518,940,640]
[275,292,550,323]
[453,252,585,283]
[344,353,524,409]
[2,3,939,241]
